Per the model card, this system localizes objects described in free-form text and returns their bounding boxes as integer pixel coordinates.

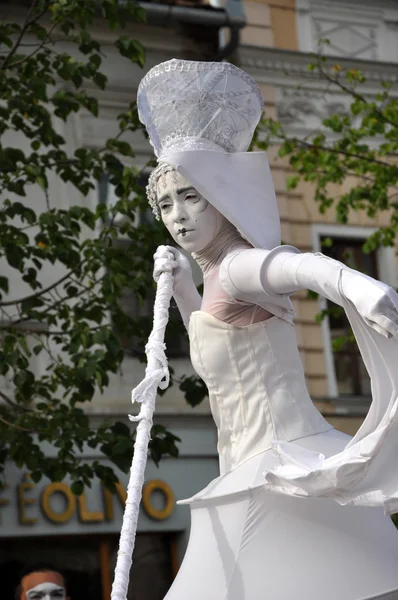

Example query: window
[312,224,396,398]
[321,236,378,396]
[119,281,189,359]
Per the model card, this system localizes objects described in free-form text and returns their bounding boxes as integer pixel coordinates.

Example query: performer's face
[156,170,225,252]
[22,571,68,600]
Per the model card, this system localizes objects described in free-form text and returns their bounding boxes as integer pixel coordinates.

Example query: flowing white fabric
[111,272,173,600]
[263,272,398,514]
[216,247,398,512]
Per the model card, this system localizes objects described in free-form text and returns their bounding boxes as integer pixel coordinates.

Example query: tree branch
[300,166,398,193]
[0,265,82,307]
[0,0,48,71]
[10,274,104,326]
[0,414,35,432]
[318,63,398,130]
[293,137,394,169]
[23,324,104,336]
[8,19,61,70]
[0,390,35,413]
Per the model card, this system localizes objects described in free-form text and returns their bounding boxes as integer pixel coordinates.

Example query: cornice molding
[297,0,398,13]
[237,46,398,90]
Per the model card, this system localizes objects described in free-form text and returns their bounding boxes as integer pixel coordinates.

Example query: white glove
[341,270,398,338]
[153,245,201,329]
[153,245,193,295]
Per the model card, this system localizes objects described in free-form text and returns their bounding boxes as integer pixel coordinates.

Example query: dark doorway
[0,535,102,600]
[1,532,175,600]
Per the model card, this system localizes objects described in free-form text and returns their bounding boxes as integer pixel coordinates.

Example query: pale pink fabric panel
[201,266,273,326]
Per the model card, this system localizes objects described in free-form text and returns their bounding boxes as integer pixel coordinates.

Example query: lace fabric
[137,59,264,159]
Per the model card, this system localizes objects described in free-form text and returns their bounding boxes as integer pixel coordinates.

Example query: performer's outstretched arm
[153,245,201,329]
[222,247,398,339]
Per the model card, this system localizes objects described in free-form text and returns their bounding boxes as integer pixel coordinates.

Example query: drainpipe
[138,0,246,59]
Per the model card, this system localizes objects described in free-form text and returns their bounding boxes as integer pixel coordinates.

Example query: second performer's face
[156,170,225,253]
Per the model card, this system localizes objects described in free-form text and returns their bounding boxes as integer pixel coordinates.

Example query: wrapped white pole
[111,271,174,600]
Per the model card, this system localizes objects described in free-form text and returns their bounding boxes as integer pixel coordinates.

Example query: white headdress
[137,59,281,250]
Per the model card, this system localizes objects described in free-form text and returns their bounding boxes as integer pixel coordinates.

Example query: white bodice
[189,311,331,474]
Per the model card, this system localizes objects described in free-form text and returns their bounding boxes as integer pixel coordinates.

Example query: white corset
[189,311,331,475]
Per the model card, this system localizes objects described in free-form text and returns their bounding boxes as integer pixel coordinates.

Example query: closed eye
[184,193,199,202]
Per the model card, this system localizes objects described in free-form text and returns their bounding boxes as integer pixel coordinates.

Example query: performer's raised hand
[153,245,201,329]
[341,270,398,338]
[153,244,176,282]
[153,245,193,292]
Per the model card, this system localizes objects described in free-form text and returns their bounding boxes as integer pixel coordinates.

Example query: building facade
[1,1,398,599]
[236,0,398,432]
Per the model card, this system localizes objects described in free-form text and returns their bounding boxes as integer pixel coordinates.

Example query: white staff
[111,270,174,600]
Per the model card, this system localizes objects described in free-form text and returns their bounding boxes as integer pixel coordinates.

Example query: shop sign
[0,473,174,528]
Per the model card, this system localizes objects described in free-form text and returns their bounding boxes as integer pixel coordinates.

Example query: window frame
[312,223,396,398]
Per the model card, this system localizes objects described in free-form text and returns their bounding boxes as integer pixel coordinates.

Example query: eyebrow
[157,186,195,205]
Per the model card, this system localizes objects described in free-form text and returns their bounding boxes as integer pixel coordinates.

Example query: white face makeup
[156,170,226,253]
[26,582,66,600]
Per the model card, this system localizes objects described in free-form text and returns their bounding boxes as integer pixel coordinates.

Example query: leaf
[112,438,132,456]
[180,375,208,407]
[93,72,107,90]
[36,175,48,190]
[20,296,45,312]
[0,277,9,293]
[71,480,84,496]
[116,36,145,67]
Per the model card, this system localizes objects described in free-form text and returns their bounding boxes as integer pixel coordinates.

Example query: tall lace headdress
[137,59,281,250]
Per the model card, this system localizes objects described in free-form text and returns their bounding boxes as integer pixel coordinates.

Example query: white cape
[263,275,398,514]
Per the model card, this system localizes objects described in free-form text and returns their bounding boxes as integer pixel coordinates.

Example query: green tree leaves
[255,54,398,249]
[0,0,185,491]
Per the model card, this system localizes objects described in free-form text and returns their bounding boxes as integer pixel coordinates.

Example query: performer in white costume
[137,60,398,600]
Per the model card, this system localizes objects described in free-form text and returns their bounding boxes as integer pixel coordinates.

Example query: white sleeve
[221,247,345,306]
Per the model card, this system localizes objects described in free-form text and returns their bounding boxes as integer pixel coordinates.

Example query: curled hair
[146,162,177,220]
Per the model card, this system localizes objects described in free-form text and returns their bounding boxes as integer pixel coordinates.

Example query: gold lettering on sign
[0,483,9,523]
[77,493,104,522]
[142,479,174,521]
[103,481,127,521]
[18,474,38,525]
[41,482,75,523]
[1,477,176,526]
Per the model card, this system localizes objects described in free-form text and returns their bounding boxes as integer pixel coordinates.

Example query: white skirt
[165,429,398,600]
